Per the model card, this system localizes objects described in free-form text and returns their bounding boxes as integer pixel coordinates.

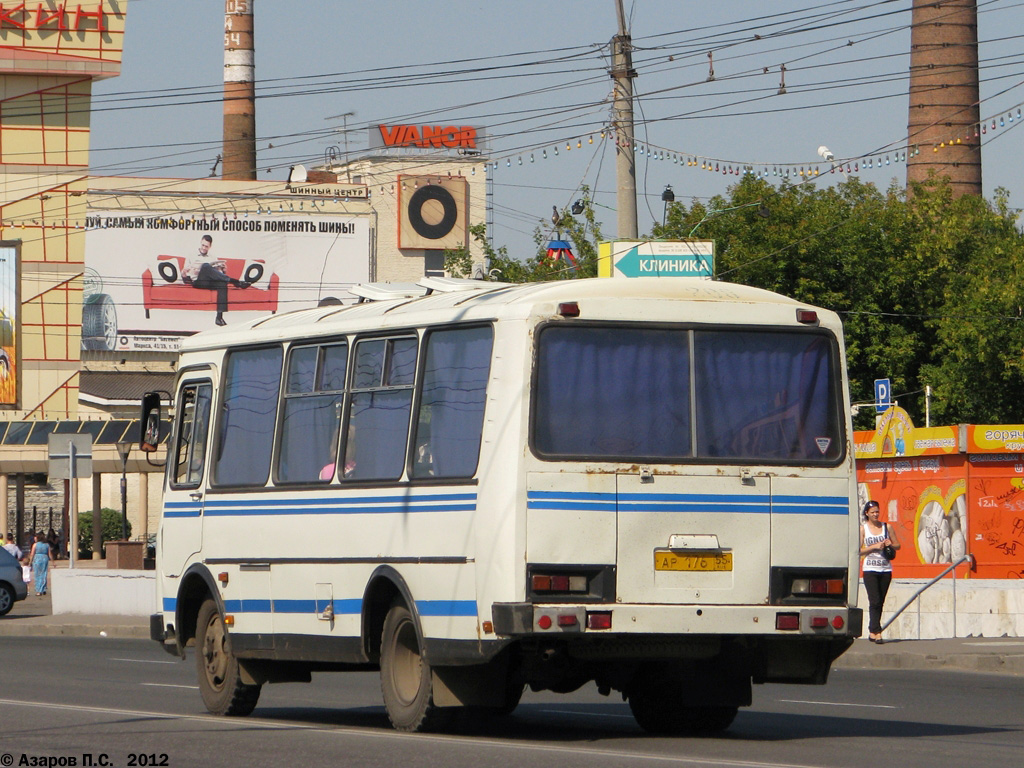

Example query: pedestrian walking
[29,531,53,596]
[860,500,900,643]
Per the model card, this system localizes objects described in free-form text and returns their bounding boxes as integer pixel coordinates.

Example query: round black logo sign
[407,185,458,240]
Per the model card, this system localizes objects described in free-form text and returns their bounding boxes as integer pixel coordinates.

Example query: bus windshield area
[533,325,843,464]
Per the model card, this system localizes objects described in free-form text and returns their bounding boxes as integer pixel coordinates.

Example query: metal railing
[881,553,975,634]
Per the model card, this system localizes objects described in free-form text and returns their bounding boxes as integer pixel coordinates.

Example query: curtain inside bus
[534,326,841,464]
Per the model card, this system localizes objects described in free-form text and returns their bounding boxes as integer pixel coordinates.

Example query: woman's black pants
[863,571,892,634]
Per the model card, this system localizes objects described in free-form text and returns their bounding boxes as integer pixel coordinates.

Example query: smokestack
[223,0,256,180]
[906,0,981,196]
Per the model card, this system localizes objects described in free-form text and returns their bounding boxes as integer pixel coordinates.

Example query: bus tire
[379,601,450,732]
[195,598,261,716]
[629,687,738,735]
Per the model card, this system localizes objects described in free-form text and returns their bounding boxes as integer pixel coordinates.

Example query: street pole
[611,0,638,240]
[117,442,131,541]
[68,442,77,569]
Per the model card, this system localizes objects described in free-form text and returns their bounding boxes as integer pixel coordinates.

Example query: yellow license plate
[654,551,733,572]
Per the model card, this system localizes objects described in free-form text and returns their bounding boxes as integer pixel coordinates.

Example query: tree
[78,508,132,559]
[444,188,605,282]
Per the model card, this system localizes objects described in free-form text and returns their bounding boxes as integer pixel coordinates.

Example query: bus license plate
[654,551,733,572]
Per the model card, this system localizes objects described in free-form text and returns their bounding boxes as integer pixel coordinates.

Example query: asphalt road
[1,637,1022,768]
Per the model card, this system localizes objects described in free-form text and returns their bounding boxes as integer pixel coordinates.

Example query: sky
[89,0,1024,259]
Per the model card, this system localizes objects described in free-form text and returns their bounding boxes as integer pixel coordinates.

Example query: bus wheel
[380,602,449,731]
[629,687,738,735]
[196,598,261,716]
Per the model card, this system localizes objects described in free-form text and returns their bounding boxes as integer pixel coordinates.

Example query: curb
[834,649,1024,676]
[0,621,149,639]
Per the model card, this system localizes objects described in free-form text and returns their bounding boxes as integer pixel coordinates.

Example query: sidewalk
[0,557,151,639]
[3,587,1024,675]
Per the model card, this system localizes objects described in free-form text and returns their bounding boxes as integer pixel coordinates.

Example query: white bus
[146,276,862,734]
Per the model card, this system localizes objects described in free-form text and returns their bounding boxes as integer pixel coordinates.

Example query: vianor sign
[373,124,483,150]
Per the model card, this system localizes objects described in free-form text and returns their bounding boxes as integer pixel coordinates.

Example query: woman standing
[30,531,52,596]
[860,500,900,643]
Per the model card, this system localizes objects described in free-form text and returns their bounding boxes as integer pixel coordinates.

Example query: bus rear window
[533,325,842,464]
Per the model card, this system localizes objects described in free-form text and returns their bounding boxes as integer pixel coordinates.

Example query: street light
[116,441,131,541]
[661,184,676,225]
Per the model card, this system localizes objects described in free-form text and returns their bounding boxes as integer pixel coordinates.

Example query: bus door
[160,377,214,577]
[616,470,771,606]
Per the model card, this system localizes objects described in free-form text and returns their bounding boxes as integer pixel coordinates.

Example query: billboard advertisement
[0,243,17,406]
[83,212,371,351]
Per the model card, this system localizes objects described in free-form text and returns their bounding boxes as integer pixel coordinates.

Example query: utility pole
[611,0,638,239]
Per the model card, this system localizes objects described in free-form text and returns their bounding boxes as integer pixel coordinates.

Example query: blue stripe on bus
[416,600,478,617]
[203,493,477,508]
[527,491,616,502]
[161,596,475,618]
[527,490,849,516]
[204,503,476,516]
[619,502,771,514]
[163,493,477,518]
[272,599,362,614]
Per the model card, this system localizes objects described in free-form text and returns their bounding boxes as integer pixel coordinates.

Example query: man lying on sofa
[183,234,250,326]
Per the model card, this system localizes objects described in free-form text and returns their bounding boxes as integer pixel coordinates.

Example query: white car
[0,546,29,616]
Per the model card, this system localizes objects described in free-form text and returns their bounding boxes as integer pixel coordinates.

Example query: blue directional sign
[874,378,891,413]
[602,240,715,278]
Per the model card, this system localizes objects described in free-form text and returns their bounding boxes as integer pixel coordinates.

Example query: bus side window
[412,326,493,479]
[173,383,212,488]
[278,342,347,484]
[344,336,417,481]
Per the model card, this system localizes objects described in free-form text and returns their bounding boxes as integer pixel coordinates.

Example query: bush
[78,508,131,559]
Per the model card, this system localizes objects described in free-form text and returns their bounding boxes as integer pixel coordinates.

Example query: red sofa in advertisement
[142,255,280,319]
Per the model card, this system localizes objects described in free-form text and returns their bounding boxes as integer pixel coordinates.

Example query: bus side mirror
[140,391,162,453]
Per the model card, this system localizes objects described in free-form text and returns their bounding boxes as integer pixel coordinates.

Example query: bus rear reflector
[537,615,552,630]
[557,614,578,627]
[586,612,612,630]
[832,615,845,630]
[810,616,828,629]
[796,309,818,324]
[776,613,799,630]
[558,302,580,317]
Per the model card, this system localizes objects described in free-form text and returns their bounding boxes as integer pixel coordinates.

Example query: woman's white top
[862,522,892,573]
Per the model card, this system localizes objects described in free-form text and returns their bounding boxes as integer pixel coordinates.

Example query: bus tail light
[527,565,615,603]
[791,578,845,596]
[586,611,612,630]
[771,568,847,605]
[558,301,580,317]
[832,615,845,630]
[776,613,799,631]
[532,574,587,593]
[810,616,828,629]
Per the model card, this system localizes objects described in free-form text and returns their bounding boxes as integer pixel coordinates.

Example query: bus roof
[178,277,837,353]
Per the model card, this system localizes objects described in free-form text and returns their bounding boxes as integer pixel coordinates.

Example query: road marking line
[778,699,899,710]
[111,658,178,664]
[141,683,199,689]
[0,698,823,768]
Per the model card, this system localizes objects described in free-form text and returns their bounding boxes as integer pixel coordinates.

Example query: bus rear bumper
[492,602,863,639]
